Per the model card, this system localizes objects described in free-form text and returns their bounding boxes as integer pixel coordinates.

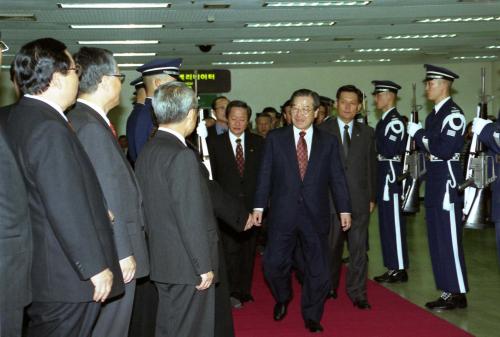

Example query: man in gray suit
[67,47,149,337]
[0,41,32,337]
[136,81,218,337]
[319,85,377,309]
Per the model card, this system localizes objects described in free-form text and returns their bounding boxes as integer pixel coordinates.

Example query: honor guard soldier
[132,58,182,158]
[407,64,469,310]
[471,114,500,267]
[126,77,145,163]
[371,80,409,284]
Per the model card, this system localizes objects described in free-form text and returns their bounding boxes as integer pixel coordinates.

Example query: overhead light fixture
[382,34,456,39]
[333,58,391,63]
[212,61,274,65]
[486,45,500,49]
[118,63,144,68]
[58,3,171,9]
[263,1,371,7]
[356,48,420,52]
[70,24,164,29]
[232,38,310,43]
[203,4,231,9]
[246,21,335,27]
[451,55,497,60]
[222,51,290,55]
[114,52,157,57]
[0,13,36,21]
[417,16,500,23]
[78,40,159,45]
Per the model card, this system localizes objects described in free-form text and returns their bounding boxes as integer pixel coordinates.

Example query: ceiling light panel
[486,45,500,49]
[114,52,157,57]
[78,40,159,45]
[222,51,290,55]
[451,55,497,60]
[213,61,274,65]
[382,34,456,39]
[232,38,310,43]
[246,21,335,28]
[71,24,164,29]
[417,16,500,23]
[263,1,371,7]
[356,48,420,52]
[58,3,171,9]
[334,58,391,63]
[118,63,144,67]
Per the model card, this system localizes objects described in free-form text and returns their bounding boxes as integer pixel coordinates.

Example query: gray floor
[367,206,500,337]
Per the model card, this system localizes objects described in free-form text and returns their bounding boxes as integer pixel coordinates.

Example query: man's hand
[340,213,352,232]
[90,268,114,302]
[119,255,137,284]
[107,210,115,223]
[252,210,263,226]
[369,202,376,213]
[472,117,492,135]
[197,120,208,139]
[407,121,422,137]
[196,271,214,291]
[244,213,259,231]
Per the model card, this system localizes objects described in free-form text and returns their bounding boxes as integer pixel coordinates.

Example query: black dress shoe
[326,289,337,299]
[425,293,467,310]
[353,299,371,310]
[374,270,408,283]
[305,320,323,333]
[273,302,288,321]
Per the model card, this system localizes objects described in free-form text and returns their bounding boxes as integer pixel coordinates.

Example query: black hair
[73,47,116,94]
[336,85,363,103]
[225,100,252,121]
[290,88,320,110]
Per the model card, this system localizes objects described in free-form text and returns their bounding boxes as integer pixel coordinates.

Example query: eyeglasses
[106,73,126,83]
[67,64,82,77]
[290,106,314,116]
[0,41,9,52]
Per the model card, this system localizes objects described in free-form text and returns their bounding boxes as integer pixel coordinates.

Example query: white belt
[378,155,402,162]
[428,153,461,162]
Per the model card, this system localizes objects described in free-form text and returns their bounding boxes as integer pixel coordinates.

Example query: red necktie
[235,138,245,177]
[297,131,308,180]
[109,123,118,139]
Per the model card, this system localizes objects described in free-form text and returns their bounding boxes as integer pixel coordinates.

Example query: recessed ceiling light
[78,40,159,45]
[58,3,171,9]
[232,38,310,43]
[334,58,391,63]
[0,13,36,21]
[114,52,157,57]
[356,48,420,52]
[417,16,500,23]
[263,1,371,7]
[222,51,290,55]
[382,34,456,39]
[212,61,274,65]
[451,55,497,60]
[118,63,144,68]
[246,21,335,28]
[203,4,231,9]
[486,45,500,49]
[70,24,164,29]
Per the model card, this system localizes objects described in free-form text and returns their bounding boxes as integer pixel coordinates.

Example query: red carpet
[232,255,473,337]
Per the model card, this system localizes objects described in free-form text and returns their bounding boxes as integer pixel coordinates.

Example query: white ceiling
[1,0,500,69]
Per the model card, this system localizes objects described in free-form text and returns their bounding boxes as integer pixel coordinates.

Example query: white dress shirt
[24,94,68,122]
[229,130,245,158]
[434,96,451,114]
[158,127,186,147]
[293,125,313,158]
[336,118,353,144]
[76,98,112,126]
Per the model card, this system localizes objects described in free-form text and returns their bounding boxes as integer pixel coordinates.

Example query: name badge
[446,129,456,137]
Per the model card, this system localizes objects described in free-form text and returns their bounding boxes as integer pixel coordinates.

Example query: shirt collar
[229,130,245,143]
[434,96,451,114]
[77,98,111,126]
[337,118,353,131]
[24,94,68,121]
[293,124,313,137]
[381,107,396,120]
[158,127,186,146]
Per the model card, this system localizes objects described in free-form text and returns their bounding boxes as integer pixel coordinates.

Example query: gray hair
[153,81,197,124]
[73,47,117,94]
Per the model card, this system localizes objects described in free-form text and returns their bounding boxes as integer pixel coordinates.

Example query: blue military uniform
[411,65,469,308]
[372,81,409,280]
[133,58,182,158]
[126,77,145,162]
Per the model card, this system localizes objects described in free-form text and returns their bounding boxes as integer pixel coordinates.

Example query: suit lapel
[222,133,240,174]
[304,127,321,182]
[283,126,301,181]
[331,118,346,164]
[348,122,363,161]
[243,132,255,176]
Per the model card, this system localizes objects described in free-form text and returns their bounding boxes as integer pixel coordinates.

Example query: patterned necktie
[343,124,350,156]
[296,131,308,180]
[109,122,118,139]
[235,138,245,177]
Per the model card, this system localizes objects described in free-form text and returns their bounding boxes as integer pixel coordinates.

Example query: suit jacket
[126,102,144,162]
[253,125,351,234]
[0,127,32,310]
[209,131,264,211]
[0,104,14,128]
[319,118,377,215]
[68,101,149,278]
[135,130,219,285]
[478,121,500,221]
[133,98,154,158]
[5,96,124,302]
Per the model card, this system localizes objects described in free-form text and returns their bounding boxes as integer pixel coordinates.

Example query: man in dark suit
[209,100,264,307]
[67,47,149,337]
[253,89,352,333]
[0,44,32,337]
[319,84,377,309]
[136,81,218,337]
[6,38,124,337]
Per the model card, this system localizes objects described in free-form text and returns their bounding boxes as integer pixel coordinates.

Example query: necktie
[296,131,308,180]
[109,123,118,139]
[343,124,350,156]
[235,138,245,177]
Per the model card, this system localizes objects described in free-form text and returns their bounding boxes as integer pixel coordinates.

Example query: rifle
[194,70,213,180]
[399,83,426,213]
[460,68,496,229]
[355,91,369,124]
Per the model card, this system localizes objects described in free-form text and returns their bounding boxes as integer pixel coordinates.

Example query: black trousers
[26,301,100,337]
[0,307,24,337]
[128,277,157,337]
